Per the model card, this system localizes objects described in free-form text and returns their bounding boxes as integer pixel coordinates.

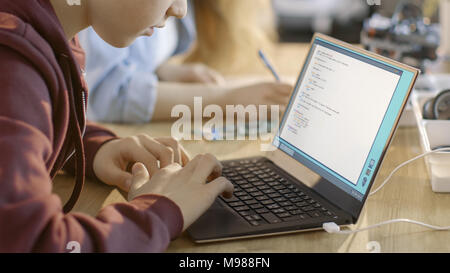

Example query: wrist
[92,138,119,180]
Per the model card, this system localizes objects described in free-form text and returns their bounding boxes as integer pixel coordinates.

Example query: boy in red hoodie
[0,0,233,252]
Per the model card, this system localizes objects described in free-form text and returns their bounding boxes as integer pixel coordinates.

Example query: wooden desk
[52,43,450,253]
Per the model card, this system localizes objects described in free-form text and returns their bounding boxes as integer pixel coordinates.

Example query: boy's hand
[127,154,234,231]
[156,62,225,85]
[93,135,190,192]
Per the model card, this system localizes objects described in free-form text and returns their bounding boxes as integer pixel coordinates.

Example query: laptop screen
[274,37,416,201]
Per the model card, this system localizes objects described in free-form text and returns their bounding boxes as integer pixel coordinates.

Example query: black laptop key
[261,199,275,205]
[221,195,239,202]
[239,195,252,201]
[266,204,280,210]
[307,211,322,218]
[233,180,247,186]
[238,210,253,217]
[249,191,264,197]
[283,214,310,222]
[234,191,246,197]
[257,185,270,191]
[268,193,281,198]
[256,196,269,201]
[274,197,287,202]
[278,212,291,218]
[245,215,262,222]
[272,208,286,215]
[229,201,244,207]
[302,206,315,212]
[295,201,308,207]
[244,200,258,205]
[279,189,291,194]
[260,212,282,224]
[268,181,280,187]
[291,197,303,203]
[274,185,286,190]
[290,209,303,215]
[285,206,297,211]
[279,201,292,207]
[285,193,297,198]
[249,221,261,226]
[235,205,250,212]
[250,203,263,210]
[255,208,269,214]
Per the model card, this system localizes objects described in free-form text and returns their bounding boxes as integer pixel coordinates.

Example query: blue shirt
[79,13,196,123]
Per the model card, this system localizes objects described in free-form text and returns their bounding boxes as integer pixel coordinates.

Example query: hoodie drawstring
[59,54,86,213]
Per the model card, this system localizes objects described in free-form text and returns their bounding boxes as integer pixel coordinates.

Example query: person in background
[0,0,233,253]
[186,0,278,75]
[80,0,291,123]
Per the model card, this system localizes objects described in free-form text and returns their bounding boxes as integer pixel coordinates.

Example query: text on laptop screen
[274,38,415,201]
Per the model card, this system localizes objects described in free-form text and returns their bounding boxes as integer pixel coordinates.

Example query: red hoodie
[0,0,183,252]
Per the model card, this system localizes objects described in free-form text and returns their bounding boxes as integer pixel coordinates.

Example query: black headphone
[422,89,450,120]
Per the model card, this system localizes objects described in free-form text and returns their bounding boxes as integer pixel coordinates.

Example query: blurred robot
[361,1,440,70]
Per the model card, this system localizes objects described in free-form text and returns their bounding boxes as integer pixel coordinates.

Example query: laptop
[187,33,419,243]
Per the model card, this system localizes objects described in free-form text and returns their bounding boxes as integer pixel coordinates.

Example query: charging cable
[323,147,450,235]
[323,219,450,234]
[369,147,450,196]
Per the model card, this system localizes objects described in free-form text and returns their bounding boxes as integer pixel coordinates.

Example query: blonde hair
[185,0,277,75]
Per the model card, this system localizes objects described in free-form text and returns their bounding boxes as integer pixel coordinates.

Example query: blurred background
[273,0,442,71]
[186,0,444,75]
[275,0,439,43]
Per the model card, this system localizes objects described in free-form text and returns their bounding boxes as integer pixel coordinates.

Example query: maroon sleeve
[0,46,183,253]
[63,122,118,180]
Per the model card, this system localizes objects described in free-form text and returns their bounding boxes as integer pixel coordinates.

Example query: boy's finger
[192,154,222,183]
[105,166,133,192]
[155,137,182,165]
[124,144,159,175]
[181,154,222,182]
[180,146,191,166]
[129,163,150,193]
[206,177,234,199]
[139,136,174,167]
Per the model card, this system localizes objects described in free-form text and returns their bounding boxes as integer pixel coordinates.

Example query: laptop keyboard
[220,158,337,226]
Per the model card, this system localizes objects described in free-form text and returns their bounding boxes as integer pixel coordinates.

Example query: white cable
[369,147,450,196]
[322,147,450,235]
[323,219,450,234]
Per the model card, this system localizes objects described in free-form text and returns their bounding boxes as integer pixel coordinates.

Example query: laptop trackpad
[187,199,249,241]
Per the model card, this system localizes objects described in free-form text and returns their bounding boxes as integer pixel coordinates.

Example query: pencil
[258,49,281,82]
